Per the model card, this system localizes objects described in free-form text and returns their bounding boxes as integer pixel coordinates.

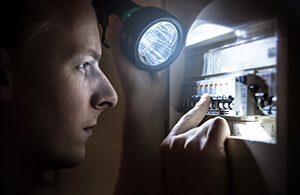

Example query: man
[0,0,230,194]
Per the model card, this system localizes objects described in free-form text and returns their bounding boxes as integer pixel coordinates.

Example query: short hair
[0,0,55,51]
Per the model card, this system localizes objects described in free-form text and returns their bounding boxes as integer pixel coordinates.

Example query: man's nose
[91,73,118,111]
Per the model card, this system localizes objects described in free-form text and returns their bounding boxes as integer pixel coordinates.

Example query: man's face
[9,0,118,168]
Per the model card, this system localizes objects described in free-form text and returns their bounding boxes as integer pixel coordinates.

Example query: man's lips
[83,124,96,130]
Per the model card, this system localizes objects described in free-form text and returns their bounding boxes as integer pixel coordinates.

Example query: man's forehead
[52,2,101,61]
[22,0,101,63]
[51,0,100,41]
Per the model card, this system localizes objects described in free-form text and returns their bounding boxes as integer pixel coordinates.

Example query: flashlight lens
[138,21,178,66]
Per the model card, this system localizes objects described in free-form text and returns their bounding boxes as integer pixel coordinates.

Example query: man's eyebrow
[86,48,101,61]
[72,48,101,64]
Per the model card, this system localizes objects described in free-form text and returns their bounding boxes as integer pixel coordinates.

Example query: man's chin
[41,151,86,170]
[58,153,86,169]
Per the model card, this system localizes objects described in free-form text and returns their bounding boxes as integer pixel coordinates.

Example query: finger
[170,94,211,136]
[183,119,212,149]
[183,117,229,151]
[161,128,197,154]
[106,14,122,46]
[206,117,230,147]
[106,14,133,72]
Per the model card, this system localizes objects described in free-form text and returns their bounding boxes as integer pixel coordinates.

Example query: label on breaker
[239,82,248,116]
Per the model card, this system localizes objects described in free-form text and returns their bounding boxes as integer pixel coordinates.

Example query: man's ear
[0,48,12,103]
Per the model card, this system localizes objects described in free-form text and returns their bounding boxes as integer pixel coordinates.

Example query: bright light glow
[201,36,277,75]
[235,29,247,38]
[230,122,276,144]
[186,21,232,46]
[138,21,178,66]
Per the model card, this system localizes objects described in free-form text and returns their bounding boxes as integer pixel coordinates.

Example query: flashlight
[93,0,184,72]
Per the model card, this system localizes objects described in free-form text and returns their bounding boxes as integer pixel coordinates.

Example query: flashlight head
[120,6,184,72]
[93,0,184,72]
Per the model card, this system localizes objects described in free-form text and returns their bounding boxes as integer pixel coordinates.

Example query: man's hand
[161,94,231,195]
[106,14,168,104]
[106,14,168,194]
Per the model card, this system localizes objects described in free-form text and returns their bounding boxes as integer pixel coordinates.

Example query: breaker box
[176,19,277,143]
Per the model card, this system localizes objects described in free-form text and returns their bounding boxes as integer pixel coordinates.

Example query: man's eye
[79,62,92,70]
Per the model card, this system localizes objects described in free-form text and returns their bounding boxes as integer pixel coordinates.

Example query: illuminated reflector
[138,22,178,66]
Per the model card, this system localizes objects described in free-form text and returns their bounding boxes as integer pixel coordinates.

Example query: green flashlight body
[93,0,140,30]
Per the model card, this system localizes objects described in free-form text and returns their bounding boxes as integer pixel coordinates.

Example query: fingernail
[199,93,211,104]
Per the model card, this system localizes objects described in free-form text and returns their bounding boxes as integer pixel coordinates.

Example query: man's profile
[0,0,230,194]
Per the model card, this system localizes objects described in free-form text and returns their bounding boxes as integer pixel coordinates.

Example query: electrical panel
[178,19,277,143]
